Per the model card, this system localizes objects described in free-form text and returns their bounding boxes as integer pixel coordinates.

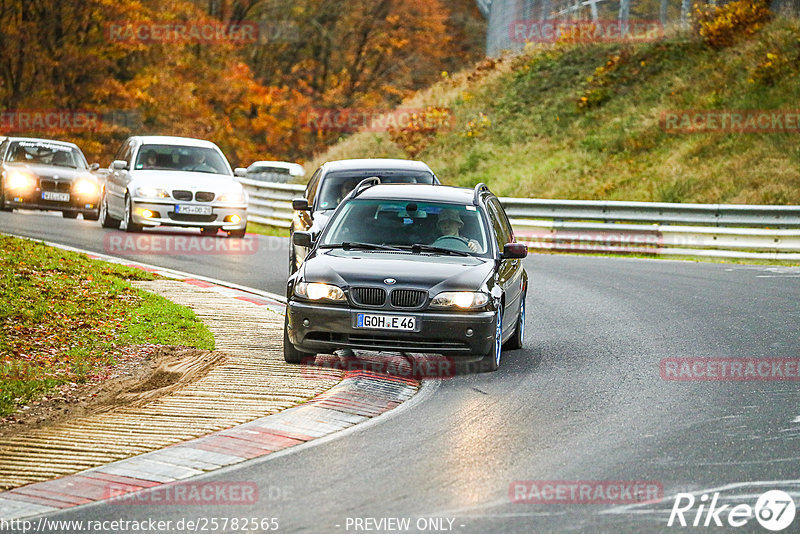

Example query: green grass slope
[308,16,800,204]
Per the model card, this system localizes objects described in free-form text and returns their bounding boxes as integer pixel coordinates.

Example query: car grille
[350,287,386,307]
[168,212,217,223]
[173,190,193,201]
[195,191,215,202]
[40,179,71,192]
[390,289,426,308]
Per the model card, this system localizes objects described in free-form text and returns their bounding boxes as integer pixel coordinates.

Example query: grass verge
[0,235,214,416]
[247,221,290,238]
[309,16,800,205]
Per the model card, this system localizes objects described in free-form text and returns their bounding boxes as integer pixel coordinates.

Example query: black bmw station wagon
[284,181,528,372]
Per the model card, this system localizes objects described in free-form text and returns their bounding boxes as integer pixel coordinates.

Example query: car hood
[5,163,92,181]
[301,249,494,293]
[130,170,241,192]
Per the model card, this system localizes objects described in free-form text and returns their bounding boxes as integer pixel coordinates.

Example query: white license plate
[42,191,70,202]
[175,204,212,215]
[355,313,417,331]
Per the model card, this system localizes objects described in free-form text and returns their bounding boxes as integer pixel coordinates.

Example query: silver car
[99,136,248,237]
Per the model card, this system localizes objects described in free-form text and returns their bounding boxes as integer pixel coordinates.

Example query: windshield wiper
[401,244,471,257]
[321,242,406,252]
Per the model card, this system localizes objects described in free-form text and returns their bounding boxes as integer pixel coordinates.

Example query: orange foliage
[0,0,485,166]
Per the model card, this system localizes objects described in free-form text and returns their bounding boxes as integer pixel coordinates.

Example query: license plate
[42,191,70,202]
[355,313,417,331]
[175,204,212,215]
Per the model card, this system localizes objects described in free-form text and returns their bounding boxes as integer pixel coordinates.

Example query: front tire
[84,209,100,221]
[480,308,503,373]
[283,314,314,364]
[503,291,526,350]
[123,195,143,233]
[227,228,245,239]
[200,227,218,236]
[0,186,12,212]
[99,191,121,229]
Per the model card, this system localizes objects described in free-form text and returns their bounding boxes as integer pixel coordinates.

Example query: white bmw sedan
[99,136,248,237]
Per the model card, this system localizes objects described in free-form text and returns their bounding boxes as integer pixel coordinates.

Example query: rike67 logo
[668,490,796,531]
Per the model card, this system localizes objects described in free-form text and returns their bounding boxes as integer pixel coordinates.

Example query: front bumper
[286,300,496,360]
[129,199,247,230]
[3,189,99,214]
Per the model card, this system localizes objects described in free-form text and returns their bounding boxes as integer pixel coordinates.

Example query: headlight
[217,190,246,203]
[294,282,345,301]
[74,179,99,196]
[135,186,169,199]
[6,170,36,191]
[430,291,490,309]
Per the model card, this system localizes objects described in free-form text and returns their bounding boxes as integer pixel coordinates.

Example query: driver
[188,151,215,172]
[434,209,479,252]
[336,180,357,204]
[142,150,157,169]
[11,145,28,162]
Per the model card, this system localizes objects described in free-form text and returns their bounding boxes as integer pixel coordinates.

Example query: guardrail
[238,177,304,229]
[237,178,800,260]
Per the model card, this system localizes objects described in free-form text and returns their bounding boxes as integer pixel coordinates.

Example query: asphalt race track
[2,209,799,533]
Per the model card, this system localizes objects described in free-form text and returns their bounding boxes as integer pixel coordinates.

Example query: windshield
[316,171,435,211]
[322,199,490,257]
[134,144,230,175]
[7,141,87,169]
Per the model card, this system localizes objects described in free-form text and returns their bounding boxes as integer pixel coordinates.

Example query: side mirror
[111,160,128,171]
[234,167,247,178]
[292,198,309,211]
[90,163,100,171]
[293,231,313,248]
[502,243,528,260]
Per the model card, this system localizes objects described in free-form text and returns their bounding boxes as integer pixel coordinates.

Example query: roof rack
[351,176,382,198]
[473,183,490,205]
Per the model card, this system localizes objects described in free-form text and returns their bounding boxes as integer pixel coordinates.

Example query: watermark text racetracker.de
[661,110,800,133]
[516,229,663,255]
[104,232,258,255]
[509,19,663,43]
[105,20,300,45]
[106,481,260,505]
[300,107,455,133]
[660,358,800,381]
[0,110,142,133]
[509,480,663,504]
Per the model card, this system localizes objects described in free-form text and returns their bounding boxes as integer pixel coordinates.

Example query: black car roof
[354,183,486,205]
[323,158,434,173]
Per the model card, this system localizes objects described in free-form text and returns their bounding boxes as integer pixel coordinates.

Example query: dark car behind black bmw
[285,181,528,372]
[289,158,439,274]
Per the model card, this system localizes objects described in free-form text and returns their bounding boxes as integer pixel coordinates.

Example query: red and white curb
[0,234,423,521]
[0,371,419,520]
